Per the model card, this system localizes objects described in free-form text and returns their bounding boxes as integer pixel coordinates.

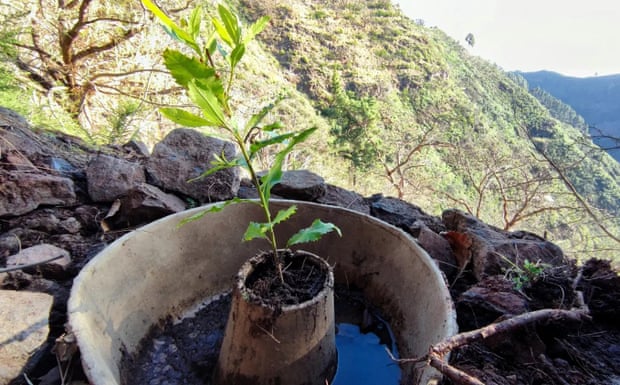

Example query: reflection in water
[332,323,400,385]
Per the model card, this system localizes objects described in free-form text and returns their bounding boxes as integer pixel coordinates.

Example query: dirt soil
[245,250,328,306]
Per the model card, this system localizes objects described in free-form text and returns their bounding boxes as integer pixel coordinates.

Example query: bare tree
[379,123,451,199]
[2,0,189,141]
[436,137,581,231]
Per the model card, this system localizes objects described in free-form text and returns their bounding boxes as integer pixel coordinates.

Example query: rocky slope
[1,108,619,384]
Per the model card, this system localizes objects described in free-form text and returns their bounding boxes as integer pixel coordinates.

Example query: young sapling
[142,1,341,282]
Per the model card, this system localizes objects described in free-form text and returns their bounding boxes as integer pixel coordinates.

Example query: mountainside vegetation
[1,0,618,265]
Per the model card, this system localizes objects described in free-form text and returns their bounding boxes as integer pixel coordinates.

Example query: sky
[393,0,620,78]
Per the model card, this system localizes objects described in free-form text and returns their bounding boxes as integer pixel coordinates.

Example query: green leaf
[286,219,342,247]
[273,205,297,225]
[244,16,270,44]
[189,6,202,41]
[206,32,218,55]
[217,4,242,45]
[177,209,209,228]
[188,153,242,182]
[163,49,215,88]
[141,0,200,54]
[249,132,296,158]
[159,107,219,127]
[229,43,246,69]
[259,166,282,204]
[244,98,282,134]
[243,221,270,242]
[194,76,227,109]
[258,126,318,202]
[261,122,285,132]
[187,80,227,127]
[212,18,233,48]
[177,197,252,227]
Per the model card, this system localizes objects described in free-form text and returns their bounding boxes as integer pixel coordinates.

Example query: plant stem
[233,130,284,282]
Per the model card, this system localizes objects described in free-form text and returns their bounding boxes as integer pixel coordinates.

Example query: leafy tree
[465,32,475,47]
[322,72,383,182]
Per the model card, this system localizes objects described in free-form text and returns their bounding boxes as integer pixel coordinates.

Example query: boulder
[6,244,72,279]
[147,128,239,203]
[0,171,76,217]
[442,209,565,280]
[0,109,46,168]
[0,290,53,384]
[456,275,530,330]
[270,169,326,201]
[316,184,370,215]
[86,154,146,202]
[106,183,187,227]
[369,195,445,234]
[1,108,85,176]
[417,226,457,277]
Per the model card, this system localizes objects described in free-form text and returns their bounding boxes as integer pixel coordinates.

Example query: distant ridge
[517,70,620,161]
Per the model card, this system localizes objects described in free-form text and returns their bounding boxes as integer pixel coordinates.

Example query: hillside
[1,0,619,263]
[518,70,620,161]
[235,0,620,262]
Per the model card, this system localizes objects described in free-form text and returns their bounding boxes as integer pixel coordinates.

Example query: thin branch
[89,68,169,81]
[531,141,620,243]
[390,308,590,385]
[72,27,141,64]
[0,255,64,273]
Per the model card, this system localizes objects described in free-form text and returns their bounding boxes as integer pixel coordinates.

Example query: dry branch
[390,308,590,385]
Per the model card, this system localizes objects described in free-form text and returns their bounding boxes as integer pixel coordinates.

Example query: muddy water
[121,287,401,384]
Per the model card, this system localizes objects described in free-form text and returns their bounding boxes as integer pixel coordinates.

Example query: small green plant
[141,1,341,281]
[502,256,548,290]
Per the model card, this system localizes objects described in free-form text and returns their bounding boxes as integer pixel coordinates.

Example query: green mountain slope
[235,0,619,262]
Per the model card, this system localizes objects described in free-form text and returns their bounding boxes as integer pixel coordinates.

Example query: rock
[237,181,260,199]
[2,109,90,182]
[86,154,146,202]
[0,110,46,168]
[416,226,457,277]
[369,195,445,234]
[59,217,82,234]
[0,234,21,259]
[578,259,620,326]
[456,276,530,330]
[6,244,71,279]
[73,205,103,233]
[442,208,505,240]
[147,128,239,203]
[0,106,29,128]
[270,170,326,200]
[236,178,283,200]
[0,171,76,217]
[0,290,53,384]
[442,209,565,280]
[316,184,370,215]
[23,212,60,233]
[123,139,150,157]
[107,183,187,227]
[49,157,81,179]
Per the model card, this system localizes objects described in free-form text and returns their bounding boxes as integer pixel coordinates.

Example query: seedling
[142,1,341,281]
[501,256,548,290]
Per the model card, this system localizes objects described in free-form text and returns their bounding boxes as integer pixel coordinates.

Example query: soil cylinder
[68,200,457,385]
[213,250,337,385]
